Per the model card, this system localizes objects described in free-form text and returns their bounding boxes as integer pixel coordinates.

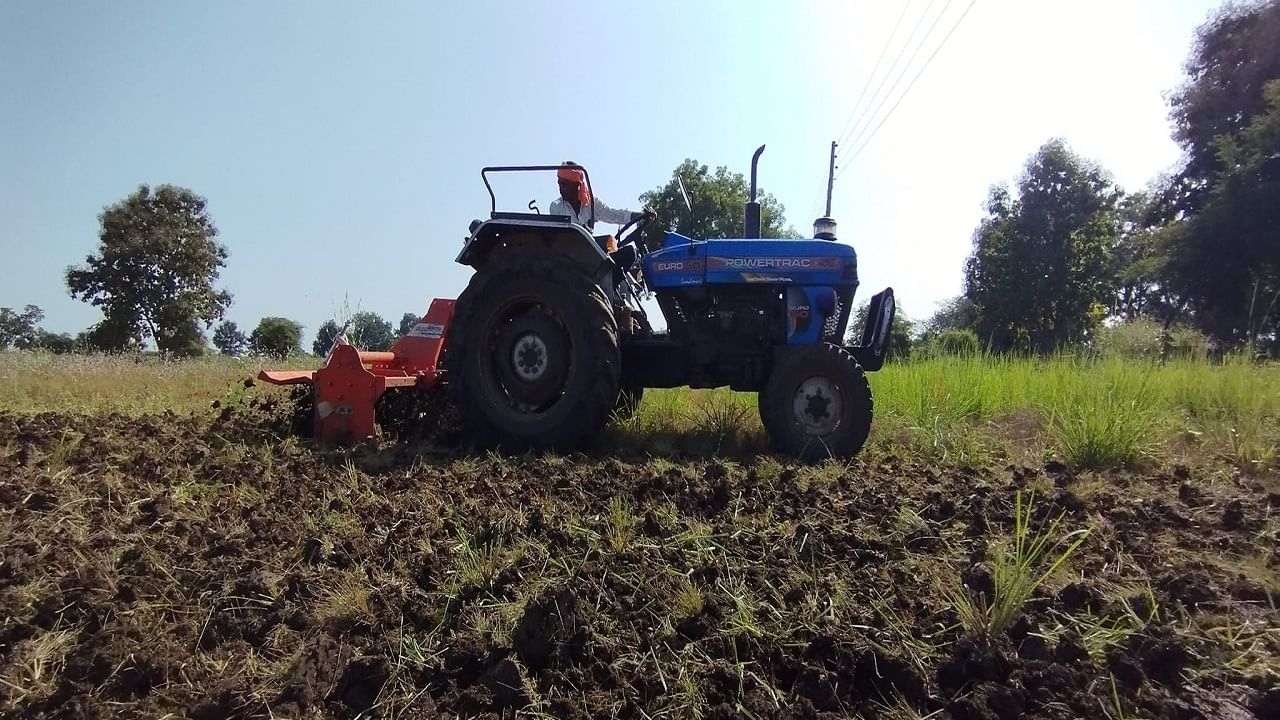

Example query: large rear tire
[446,251,620,452]
[758,343,873,462]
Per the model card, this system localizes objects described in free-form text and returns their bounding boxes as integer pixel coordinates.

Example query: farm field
[1,352,1278,719]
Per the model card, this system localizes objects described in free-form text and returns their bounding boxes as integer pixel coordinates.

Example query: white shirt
[549,196,634,230]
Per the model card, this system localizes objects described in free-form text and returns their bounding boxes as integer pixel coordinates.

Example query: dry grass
[0,351,311,415]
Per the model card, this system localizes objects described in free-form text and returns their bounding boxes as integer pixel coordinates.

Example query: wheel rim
[791,375,843,436]
[486,305,571,414]
[511,333,549,382]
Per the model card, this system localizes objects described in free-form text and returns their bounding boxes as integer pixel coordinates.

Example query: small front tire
[758,343,873,462]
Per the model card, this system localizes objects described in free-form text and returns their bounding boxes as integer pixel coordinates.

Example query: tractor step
[259,298,456,444]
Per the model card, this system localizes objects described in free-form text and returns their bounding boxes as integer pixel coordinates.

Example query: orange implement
[258,298,456,444]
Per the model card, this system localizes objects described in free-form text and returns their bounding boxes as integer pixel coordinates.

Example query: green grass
[2,349,1278,470]
[869,353,1280,469]
[949,490,1092,640]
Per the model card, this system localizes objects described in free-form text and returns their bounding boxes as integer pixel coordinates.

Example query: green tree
[0,305,44,350]
[347,311,395,351]
[313,319,341,356]
[1164,80,1280,349]
[312,313,396,354]
[398,312,419,337]
[250,317,302,359]
[212,320,249,356]
[920,295,978,340]
[963,139,1120,353]
[1162,0,1280,218]
[1151,2,1280,350]
[934,329,981,357]
[80,315,143,353]
[33,330,77,354]
[845,300,915,361]
[65,184,231,356]
[1109,193,1183,323]
[638,159,798,250]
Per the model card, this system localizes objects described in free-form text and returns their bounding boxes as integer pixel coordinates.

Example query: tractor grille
[822,287,855,344]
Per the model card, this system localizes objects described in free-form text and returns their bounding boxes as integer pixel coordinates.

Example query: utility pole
[824,140,837,217]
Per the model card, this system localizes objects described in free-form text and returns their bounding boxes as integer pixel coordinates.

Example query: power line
[837,0,938,149]
[837,0,978,177]
[832,1,914,149]
[841,0,954,157]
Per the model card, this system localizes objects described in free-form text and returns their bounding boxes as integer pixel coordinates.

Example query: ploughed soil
[1,404,1277,719]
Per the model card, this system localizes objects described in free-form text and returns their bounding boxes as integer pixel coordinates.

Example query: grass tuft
[949,491,1091,639]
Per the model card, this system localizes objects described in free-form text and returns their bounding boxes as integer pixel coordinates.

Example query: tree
[845,301,915,361]
[639,159,799,250]
[65,184,232,356]
[963,140,1120,353]
[1109,192,1184,324]
[80,315,143,353]
[312,313,396,355]
[1164,80,1280,349]
[920,295,978,340]
[399,312,419,336]
[212,321,249,356]
[33,330,76,354]
[1163,0,1280,218]
[347,312,395,351]
[0,305,44,350]
[1148,2,1280,351]
[313,320,340,356]
[250,317,302,359]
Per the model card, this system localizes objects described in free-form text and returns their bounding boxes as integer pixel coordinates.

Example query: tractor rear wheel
[758,343,872,462]
[446,251,621,452]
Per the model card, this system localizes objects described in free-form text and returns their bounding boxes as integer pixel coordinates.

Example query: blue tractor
[445,146,896,460]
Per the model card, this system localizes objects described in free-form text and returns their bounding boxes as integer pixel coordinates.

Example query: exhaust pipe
[744,144,765,239]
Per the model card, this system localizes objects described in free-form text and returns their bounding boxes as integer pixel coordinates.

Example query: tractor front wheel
[758,343,873,462]
[446,251,620,452]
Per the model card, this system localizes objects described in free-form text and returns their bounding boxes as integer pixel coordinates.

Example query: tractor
[261,145,896,461]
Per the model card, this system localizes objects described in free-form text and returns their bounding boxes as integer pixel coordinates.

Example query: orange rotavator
[259,299,454,444]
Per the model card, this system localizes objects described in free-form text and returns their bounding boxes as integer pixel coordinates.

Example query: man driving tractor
[550,161,653,232]
[551,161,654,284]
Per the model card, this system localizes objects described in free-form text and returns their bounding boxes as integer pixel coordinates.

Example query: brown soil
[0,406,1276,719]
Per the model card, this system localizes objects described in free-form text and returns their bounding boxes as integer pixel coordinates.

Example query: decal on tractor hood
[707,256,841,270]
[651,259,704,273]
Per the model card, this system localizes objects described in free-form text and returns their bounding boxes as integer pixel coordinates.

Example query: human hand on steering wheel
[617,206,657,249]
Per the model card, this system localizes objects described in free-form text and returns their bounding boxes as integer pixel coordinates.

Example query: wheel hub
[512,334,548,382]
[491,308,570,412]
[792,376,843,436]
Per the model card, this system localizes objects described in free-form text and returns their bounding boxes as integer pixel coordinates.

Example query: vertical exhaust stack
[744,144,765,239]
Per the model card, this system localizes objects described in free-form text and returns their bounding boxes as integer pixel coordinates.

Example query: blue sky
[1,0,1223,344]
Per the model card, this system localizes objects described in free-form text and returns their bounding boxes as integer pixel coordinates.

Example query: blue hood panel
[643,233,857,289]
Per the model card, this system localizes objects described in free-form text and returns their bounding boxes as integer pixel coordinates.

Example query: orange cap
[557,166,591,207]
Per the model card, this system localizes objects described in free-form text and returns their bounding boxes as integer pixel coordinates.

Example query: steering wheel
[614,210,656,254]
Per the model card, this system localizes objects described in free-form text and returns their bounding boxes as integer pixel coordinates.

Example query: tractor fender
[843,287,895,372]
[457,218,612,279]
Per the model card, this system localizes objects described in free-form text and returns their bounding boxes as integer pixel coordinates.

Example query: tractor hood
[644,232,858,289]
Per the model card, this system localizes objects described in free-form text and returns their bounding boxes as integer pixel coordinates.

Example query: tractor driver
[550,161,654,233]
[551,161,655,284]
